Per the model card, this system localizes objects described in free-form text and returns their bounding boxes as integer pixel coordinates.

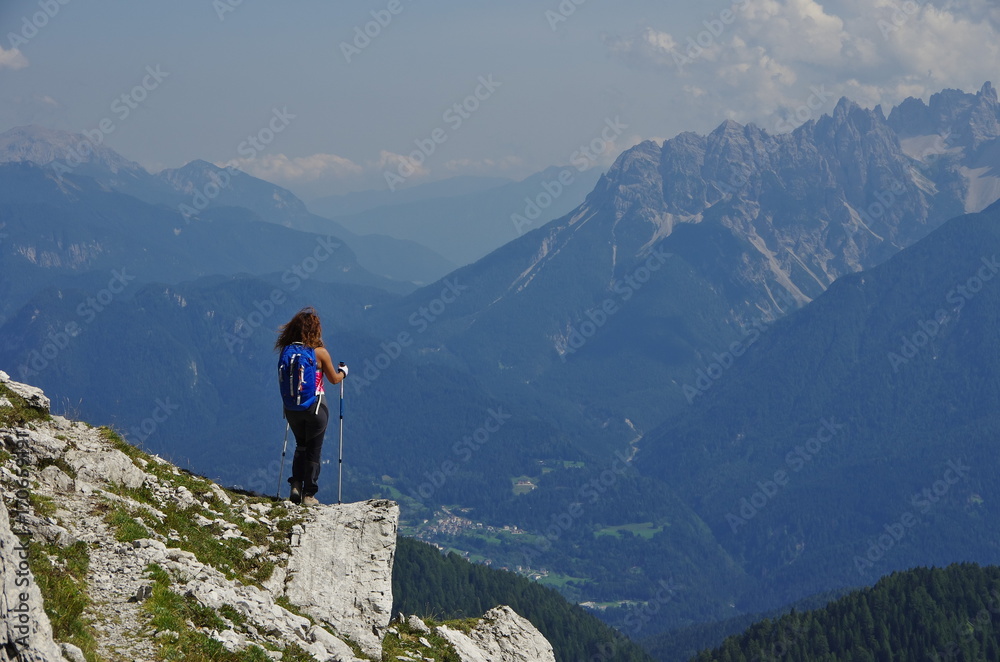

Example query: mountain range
[3,83,1000,659]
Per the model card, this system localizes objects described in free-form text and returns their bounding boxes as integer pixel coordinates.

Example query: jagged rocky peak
[0,372,555,662]
[888,82,1000,148]
[0,125,145,174]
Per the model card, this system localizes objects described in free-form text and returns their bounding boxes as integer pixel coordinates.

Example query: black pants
[284,396,329,497]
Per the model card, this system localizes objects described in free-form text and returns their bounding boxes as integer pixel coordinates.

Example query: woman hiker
[275,307,348,505]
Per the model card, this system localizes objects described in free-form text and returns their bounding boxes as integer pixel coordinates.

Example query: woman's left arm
[316,347,345,384]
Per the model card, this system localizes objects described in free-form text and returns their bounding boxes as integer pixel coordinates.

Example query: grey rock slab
[284,499,399,659]
[436,606,555,662]
[37,465,74,493]
[58,643,85,662]
[407,614,431,634]
[63,448,149,489]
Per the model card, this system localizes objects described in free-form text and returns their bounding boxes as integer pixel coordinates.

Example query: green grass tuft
[106,507,151,543]
[381,618,462,661]
[30,541,102,662]
[29,492,58,518]
[0,383,50,428]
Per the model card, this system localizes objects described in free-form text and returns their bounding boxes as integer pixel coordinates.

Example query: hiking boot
[302,495,319,506]
[289,481,303,504]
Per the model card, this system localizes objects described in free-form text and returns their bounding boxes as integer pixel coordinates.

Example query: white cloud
[0,46,29,70]
[606,0,1000,134]
[374,149,430,180]
[228,152,363,183]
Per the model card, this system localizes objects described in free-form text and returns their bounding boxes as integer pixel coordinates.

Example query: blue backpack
[278,343,320,412]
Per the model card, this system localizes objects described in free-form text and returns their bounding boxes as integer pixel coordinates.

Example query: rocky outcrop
[435,606,556,662]
[283,499,399,659]
[0,498,68,662]
[1,374,556,662]
[0,371,49,412]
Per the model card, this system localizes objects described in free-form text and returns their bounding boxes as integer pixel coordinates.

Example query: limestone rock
[284,499,399,659]
[37,465,74,493]
[309,624,364,662]
[4,429,67,465]
[435,606,555,662]
[407,614,431,634]
[63,448,148,490]
[59,643,85,662]
[15,513,76,548]
[0,498,68,662]
[0,371,50,412]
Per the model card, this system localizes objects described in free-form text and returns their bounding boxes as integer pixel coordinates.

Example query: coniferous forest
[691,563,1000,661]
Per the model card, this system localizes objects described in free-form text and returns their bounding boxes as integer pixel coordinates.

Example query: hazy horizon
[2,0,998,200]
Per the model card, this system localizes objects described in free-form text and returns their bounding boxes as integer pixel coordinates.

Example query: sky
[0,0,998,201]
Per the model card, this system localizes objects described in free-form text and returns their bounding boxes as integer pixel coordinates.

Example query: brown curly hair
[274,307,325,351]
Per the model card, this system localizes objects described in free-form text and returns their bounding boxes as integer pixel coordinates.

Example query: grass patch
[104,486,302,588]
[0,383,50,429]
[593,522,665,540]
[98,426,148,462]
[154,630,273,662]
[276,596,314,625]
[511,475,537,496]
[144,582,235,660]
[143,566,314,662]
[106,507,151,543]
[30,541,102,662]
[535,572,590,589]
[279,643,317,662]
[218,604,247,628]
[29,492,58,518]
[382,618,462,661]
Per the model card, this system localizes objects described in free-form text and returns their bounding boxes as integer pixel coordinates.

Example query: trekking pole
[276,422,290,499]
[338,363,346,505]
